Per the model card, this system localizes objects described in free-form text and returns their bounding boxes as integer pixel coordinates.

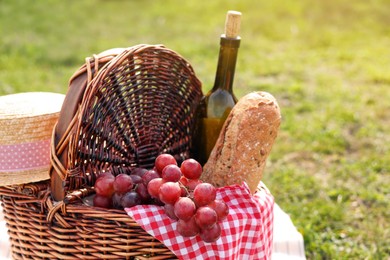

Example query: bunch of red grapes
[93,154,229,242]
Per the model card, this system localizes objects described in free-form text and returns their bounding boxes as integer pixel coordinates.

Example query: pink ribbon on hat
[0,139,51,172]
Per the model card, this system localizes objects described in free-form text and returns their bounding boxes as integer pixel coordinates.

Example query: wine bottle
[195,10,241,165]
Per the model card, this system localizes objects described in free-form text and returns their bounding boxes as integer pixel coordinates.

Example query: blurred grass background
[1,0,389,259]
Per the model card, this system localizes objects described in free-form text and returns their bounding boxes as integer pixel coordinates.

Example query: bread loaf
[201,91,281,193]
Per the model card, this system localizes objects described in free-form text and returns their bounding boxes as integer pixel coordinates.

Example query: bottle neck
[212,35,241,92]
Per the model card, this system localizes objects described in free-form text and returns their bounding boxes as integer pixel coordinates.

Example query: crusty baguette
[201,91,281,193]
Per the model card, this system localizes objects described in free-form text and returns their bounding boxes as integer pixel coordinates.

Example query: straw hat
[0,92,64,186]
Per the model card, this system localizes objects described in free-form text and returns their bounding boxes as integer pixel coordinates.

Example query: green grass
[1,0,389,259]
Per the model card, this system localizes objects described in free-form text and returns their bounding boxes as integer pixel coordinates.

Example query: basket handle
[50,49,123,201]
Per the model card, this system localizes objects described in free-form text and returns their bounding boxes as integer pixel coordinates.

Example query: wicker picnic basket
[0,44,203,259]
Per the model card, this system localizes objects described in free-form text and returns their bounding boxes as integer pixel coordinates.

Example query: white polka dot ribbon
[0,139,51,172]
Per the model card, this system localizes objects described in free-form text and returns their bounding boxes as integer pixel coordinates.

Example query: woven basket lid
[50,45,203,200]
[0,92,65,185]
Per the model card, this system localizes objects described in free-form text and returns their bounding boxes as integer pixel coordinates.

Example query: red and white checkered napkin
[125,182,274,260]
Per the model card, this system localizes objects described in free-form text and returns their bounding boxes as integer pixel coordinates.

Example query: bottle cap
[224,11,241,39]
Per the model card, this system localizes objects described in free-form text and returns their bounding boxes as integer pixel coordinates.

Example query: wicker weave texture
[52,44,202,195]
[0,183,175,259]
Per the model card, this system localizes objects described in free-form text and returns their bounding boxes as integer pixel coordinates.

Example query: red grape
[161,164,182,182]
[164,204,178,220]
[98,171,115,180]
[179,176,189,186]
[121,191,142,208]
[93,194,113,208]
[208,200,229,221]
[176,216,200,237]
[180,158,202,179]
[155,154,177,173]
[112,192,123,209]
[131,167,148,177]
[142,169,160,185]
[195,206,218,229]
[186,178,202,191]
[174,197,196,221]
[159,182,181,205]
[136,182,151,202]
[193,183,216,207]
[180,185,188,197]
[200,223,221,243]
[113,173,134,194]
[95,176,115,197]
[130,174,143,184]
[147,178,165,199]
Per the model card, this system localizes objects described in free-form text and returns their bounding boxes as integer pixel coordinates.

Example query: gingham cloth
[125,182,274,260]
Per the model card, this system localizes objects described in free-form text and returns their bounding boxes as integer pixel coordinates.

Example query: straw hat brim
[0,92,64,186]
[0,167,50,186]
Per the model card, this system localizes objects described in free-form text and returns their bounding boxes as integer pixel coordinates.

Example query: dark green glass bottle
[195,11,241,165]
